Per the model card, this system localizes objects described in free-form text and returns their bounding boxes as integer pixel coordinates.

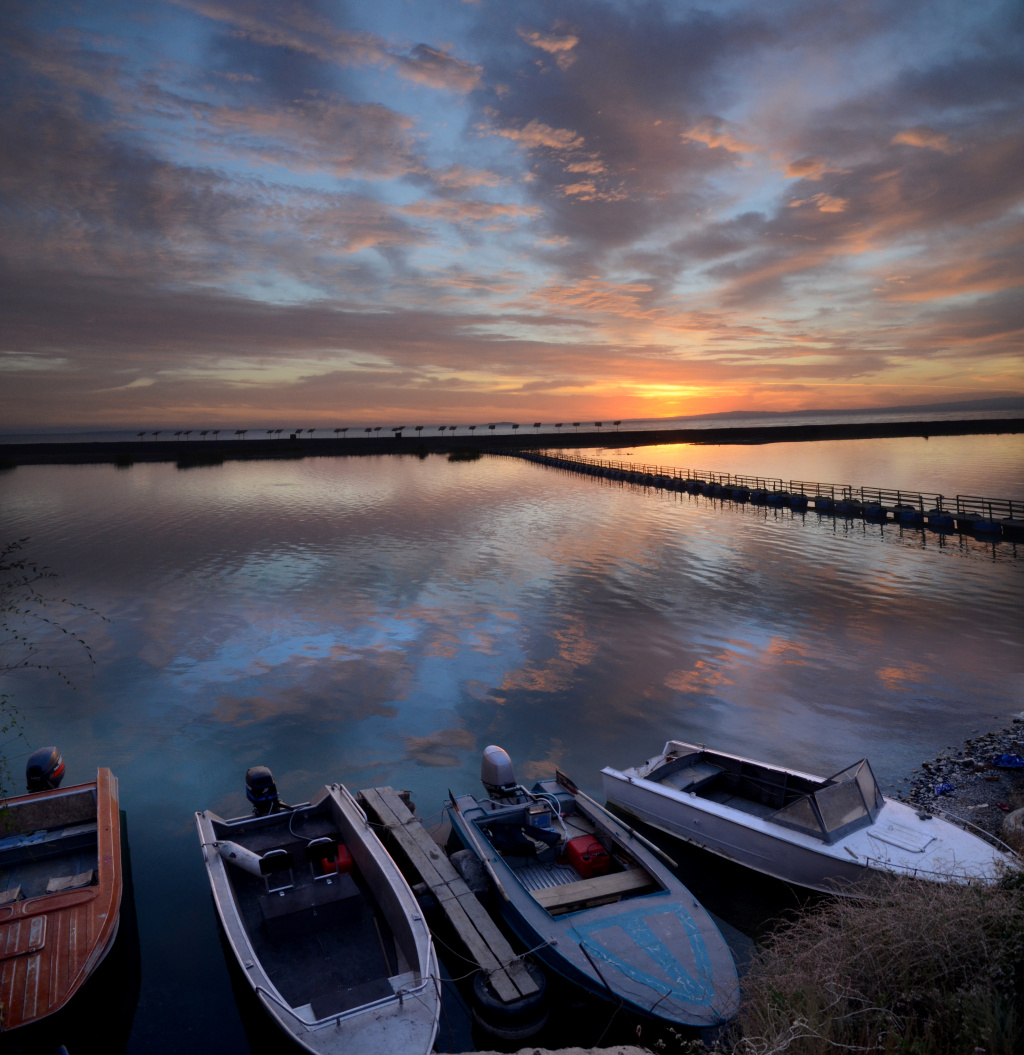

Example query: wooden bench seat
[532,868,656,915]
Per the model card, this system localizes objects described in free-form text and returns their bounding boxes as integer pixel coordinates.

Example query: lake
[1,432,1022,1052]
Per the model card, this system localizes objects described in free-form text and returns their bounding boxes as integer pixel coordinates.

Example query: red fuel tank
[566,835,610,878]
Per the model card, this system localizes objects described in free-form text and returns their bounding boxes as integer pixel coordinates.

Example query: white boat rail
[916,803,1021,860]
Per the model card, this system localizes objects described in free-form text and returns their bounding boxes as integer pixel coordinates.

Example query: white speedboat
[196,770,440,1055]
[603,741,1019,895]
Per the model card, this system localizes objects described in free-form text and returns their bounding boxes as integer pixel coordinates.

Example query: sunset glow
[1,0,1021,428]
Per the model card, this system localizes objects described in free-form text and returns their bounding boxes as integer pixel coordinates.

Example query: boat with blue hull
[446,747,739,1029]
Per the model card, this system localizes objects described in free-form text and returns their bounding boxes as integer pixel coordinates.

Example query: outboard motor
[26,746,65,793]
[481,745,519,801]
[245,766,282,816]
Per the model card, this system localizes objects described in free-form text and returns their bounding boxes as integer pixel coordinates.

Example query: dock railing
[514,450,1022,537]
[955,495,1023,522]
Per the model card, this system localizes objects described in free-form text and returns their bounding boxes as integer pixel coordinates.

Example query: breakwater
[510,450,1024,540]
[1,416,1021,466]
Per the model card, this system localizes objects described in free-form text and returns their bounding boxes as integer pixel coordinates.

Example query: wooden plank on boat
[533,867,656,914]
[358,786,538,1001]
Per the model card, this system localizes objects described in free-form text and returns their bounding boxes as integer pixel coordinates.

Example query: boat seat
[306,837,336,881]
[260,871,362,940]
[532,868,656,915]
[45,870,94,893]
[660,761,723,792]
[260,848,295,893]
[0,886,22,905]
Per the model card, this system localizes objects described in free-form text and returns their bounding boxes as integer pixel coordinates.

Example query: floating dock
[356,787,540,1007]
[510,451,1024,540]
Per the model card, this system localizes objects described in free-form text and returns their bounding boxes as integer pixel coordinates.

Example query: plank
[359,789,526,1001]
[358,787,539,1000]
[533,867,655,914]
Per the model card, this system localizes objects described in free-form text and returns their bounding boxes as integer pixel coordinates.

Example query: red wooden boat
[0,768,122,1032]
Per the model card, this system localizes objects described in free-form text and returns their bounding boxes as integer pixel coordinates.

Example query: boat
[446,747,739,1029]
[195,767,440,1055]
[0,751,123,1032]
[602,740,1020,895]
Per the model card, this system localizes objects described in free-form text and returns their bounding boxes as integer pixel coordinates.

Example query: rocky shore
[897,713,1024,843]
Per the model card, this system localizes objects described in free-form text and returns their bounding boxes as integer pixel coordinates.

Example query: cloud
[566,159,606,174]
[517,26,579,69]
[486,117,585,151]
[784,156,848,180]
[395,44,482,93]
[788,193,848,213]
[892,126,956,154]
[683,117,755,155]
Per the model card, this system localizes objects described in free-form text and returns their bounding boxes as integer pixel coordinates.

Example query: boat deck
[220,812,400,1020]
[695,788,778,819]
[0,822,99,900]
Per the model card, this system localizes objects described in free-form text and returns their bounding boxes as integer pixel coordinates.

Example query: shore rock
[896,715,1024,842]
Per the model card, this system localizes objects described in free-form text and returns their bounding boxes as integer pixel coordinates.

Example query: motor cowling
[481,745,518,799]
[26,746,65,793]
[245,766,281,816]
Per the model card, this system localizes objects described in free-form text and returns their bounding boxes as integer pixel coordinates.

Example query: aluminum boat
[196,773,440,1055]
[603,740,1019,895]
[447,747,739,1028]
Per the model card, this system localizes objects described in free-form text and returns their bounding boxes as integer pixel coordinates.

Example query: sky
[1,0,1022,429]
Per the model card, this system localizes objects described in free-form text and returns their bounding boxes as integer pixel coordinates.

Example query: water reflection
[0,447,1021,1053]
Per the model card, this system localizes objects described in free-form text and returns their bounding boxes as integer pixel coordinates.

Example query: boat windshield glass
[815,780,870,834]
[771,759,882,843]
[771,795,822,838]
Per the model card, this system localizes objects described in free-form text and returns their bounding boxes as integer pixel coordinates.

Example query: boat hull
[602,769,871,894]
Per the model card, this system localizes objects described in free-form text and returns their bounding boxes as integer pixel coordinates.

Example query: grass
[724,872,1024,1055]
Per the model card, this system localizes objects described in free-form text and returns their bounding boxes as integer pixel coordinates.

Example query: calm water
[1,435,1022,1052]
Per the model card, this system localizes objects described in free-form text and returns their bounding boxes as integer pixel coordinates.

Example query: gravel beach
[896,713,1024,843]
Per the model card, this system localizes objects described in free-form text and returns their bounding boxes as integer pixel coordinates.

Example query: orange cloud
[488,118,585,150]
[683,118,754,154]
[789,193,848,213]
[784,156,848,181]
[892,127,956,154]
[517,28,579,55]
[566,159,606,174]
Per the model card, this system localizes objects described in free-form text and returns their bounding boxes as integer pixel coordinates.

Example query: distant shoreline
[1,417,1021,467]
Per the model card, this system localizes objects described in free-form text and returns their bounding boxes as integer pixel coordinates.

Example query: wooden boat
[195,780,440,1055]
[603,740,1020,895]
[0,768,122,1032]
[446,748,739,1029]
